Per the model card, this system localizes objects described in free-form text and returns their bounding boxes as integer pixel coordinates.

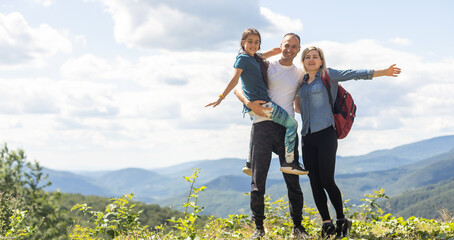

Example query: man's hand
[247,100,272,117]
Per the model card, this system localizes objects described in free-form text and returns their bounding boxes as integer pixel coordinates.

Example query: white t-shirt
[250,60,303,123]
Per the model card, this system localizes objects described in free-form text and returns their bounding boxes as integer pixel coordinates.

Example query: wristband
[218,94,225,99]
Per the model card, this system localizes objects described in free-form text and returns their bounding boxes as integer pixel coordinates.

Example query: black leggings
[302,126,345,221]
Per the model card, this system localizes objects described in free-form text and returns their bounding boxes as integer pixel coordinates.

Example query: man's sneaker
[336,218,352,238]
[292,225,310,240]
[250,227,265,240]
[321,221,336,238]
[280,161,309,175]
[242,162,252,176]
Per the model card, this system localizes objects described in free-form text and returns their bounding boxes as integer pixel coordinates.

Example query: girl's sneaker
[280,161,309,175]
[242,162,252,176]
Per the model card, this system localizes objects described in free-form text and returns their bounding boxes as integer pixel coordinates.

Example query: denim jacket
[298,68,374,136]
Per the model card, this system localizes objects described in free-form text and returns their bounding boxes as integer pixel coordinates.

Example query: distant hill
[43,135,454,218]
[336,135,454,174]
[44,168,112,196]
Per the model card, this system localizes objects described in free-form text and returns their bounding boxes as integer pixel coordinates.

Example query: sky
[1,0,453,171]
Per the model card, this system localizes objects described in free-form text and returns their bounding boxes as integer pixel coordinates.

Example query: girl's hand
[205,98,223,108]
[270,47,282,55]
[262,47,282,59]
[385,64,401,77]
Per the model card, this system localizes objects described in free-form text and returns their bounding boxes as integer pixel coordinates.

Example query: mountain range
[44,135,454,219]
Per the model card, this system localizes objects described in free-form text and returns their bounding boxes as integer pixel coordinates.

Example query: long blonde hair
[301,46,328,78]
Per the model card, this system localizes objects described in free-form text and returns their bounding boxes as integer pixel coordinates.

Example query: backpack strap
[321,70,335,114]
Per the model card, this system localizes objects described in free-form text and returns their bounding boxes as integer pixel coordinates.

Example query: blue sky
[1,0,453,170]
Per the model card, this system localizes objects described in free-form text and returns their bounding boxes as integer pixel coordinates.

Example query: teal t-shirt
[233,54,270,111]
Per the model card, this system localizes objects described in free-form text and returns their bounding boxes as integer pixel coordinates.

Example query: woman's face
[242,34,260,56]
[303,49,323,72]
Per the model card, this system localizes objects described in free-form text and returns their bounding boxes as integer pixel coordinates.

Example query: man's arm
[233,87,270,117]
[294,96,301,114]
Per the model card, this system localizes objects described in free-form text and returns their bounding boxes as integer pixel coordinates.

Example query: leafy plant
[71,193,147,239]
[350,188,389,221]
[167,168,206,240]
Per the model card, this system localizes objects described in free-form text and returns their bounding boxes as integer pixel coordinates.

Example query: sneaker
[250,227,265,240]
[280,161,309,175]
[242,162,252,176]
[321,221,336,238]
[336,218,352,238]
[292,225,310,240]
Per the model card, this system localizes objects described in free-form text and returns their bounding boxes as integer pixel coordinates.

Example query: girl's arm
[261,47,281,59]
[373,64,401,78]
[205,68,243,107]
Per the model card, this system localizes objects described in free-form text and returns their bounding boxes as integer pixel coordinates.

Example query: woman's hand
[373,64,402,77]
[385,64,401,77]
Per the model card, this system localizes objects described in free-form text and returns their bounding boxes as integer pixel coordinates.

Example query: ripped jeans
[247,101,298,164]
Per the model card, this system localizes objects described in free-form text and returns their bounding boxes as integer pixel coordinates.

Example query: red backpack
[321,70,356,139]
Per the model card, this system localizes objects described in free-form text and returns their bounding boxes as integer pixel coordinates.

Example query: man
[234,33,309,240]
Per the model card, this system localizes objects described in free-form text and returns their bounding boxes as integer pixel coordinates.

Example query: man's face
[280,35,300,62]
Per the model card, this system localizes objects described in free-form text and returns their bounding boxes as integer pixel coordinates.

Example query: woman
[295,46,401,238]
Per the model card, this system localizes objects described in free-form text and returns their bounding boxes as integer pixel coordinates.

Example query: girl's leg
[242,129,253,176]
[266,101,298,163]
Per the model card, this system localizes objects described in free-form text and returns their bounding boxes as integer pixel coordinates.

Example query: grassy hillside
[385,178,454,219]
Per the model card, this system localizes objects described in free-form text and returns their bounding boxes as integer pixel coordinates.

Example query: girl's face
[303,50,323,72]
[242,34,260,56]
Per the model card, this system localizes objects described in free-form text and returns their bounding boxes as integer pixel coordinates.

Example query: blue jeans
[248,101,298,164]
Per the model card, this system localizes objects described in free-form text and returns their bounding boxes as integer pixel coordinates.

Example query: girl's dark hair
[240,28,269,89]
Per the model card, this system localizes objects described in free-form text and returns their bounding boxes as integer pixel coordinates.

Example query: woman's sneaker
[321,221,336,238]
[242,162,252,176]
[280,161,309,175]
[336,218,352,238]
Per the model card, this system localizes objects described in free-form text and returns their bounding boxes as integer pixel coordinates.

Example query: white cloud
[0,12,72,68]
[260,7,303,38]
[390,37,411,46]
[33,0,56,7]
[94,0,302,50]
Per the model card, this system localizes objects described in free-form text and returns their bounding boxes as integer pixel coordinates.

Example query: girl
[296,46,401,238]
[206,28,307,176]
